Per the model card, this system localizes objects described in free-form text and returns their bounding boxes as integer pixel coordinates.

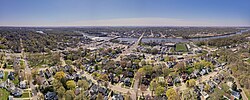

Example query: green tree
[155,86,165,96]
[162,68,171,77]
[77,80,89,90]
[232,82,237,91]
[182,89,198,100]
[97,93,104,100]
[52,79,63,90]
[186,79,196,88]
[98,74,109,81]
[141,60,146,66]
[57,86,65,99]
[204,84,211,92]
[194,60,213,70]
[164,56,169,62]
[65,90,75,100]
[54,71,66,80]
[166,88,179,100]
[150,79,158,96]
[143,65,153,74]
[175,62,186,73]
[66,80,76,90]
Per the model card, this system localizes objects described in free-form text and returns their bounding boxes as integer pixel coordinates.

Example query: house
[124,78,131,86]
[112,93,124,100]
[8,95,14,100]
[141,77,150,86]
[8,72,15,80]
[201,91,209,99]
[167,76,173,86]
[207,80,216,89]
[89,84,99,95]
[200,69,207,76]
[193,86,201,97]
[0,70,4,79]
[231,90,241,100]
[98,87,108,96]
[75,88,81,95]
[213,75,222,85]
[113,76,120,84]
[39,70,44,77]
[126,71,134,78]
[45,69,52,79]
[45,92,58,100]
[190,70,200,79]
[174,77,181,83]
[19,81,27,89]
[158,77,165,83]
[11,88,23,97]
[198,83,205,91]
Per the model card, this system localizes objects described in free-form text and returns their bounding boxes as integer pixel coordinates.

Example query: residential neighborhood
[0,26,250,100]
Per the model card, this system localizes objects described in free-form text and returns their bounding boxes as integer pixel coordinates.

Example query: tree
[31,68,38,78]
[143,65,153,74]
[136,68,145,79]
[182,89,198,100]
[155,86,165,96]
[65,90,75,100]
[52,79,63,90]
[120,61,127,68]
[164,56,169,62]
[150,79,158,96]
[66,80,76,90]
[204,84,211,92]
[162,68,171,77]
[194,60,213,70]
[77,80,89,90]
[37,92,45,100]
[186,79,196,87]
[57,86,65,99]
[124,91,132,100]
[232,82,237,91]
[54,71,66,80]
[99,74,109,81]
[141,60,146,66]
[76,91,88,100]
[166,88,179,100]
[175,62,185,73]
[151,48,158,55]
[97,93,104,100]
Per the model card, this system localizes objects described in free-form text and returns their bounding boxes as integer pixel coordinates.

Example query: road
[227,71,248,100]
[81,71,151,100]
[114,32,145,61]
[20,38,37,100]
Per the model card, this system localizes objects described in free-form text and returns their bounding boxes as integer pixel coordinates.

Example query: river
[117,29,249,43]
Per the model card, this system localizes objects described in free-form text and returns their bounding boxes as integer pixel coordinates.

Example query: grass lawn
[6,64,13,69]
[247,58,250,63]
[3,71,8,81]
[208,88,225,100]
[12,76,19,85]
[21,92,30,98]
[0,88,10,100]
[175,43,188,52]
[20,60,25,69]
[243,88,250,100]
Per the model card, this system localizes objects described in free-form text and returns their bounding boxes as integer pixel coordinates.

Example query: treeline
[0,29,90,53]
[195,33,250,47]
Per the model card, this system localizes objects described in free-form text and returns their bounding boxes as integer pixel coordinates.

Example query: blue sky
[0,0,249,26]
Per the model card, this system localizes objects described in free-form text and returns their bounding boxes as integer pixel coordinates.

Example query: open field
[0,88,10,100]
[175,43,188,52]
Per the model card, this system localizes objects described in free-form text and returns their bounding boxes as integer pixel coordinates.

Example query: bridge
[114,32,145,61]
